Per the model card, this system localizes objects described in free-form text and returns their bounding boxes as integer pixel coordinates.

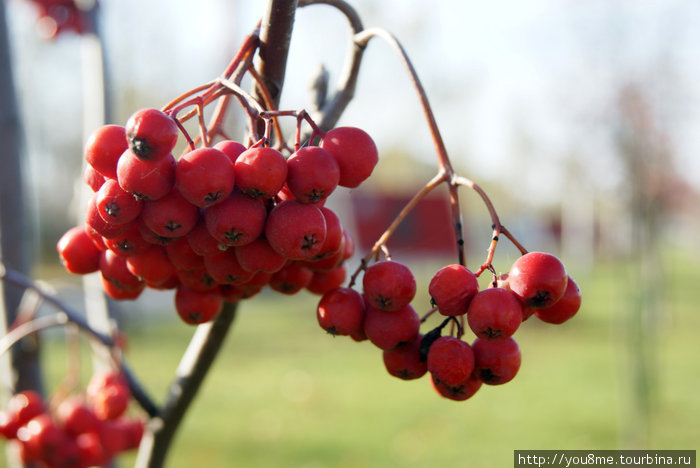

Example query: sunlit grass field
[26,253,700,467]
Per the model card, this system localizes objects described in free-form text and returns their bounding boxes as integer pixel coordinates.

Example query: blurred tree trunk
[0,0,43,397]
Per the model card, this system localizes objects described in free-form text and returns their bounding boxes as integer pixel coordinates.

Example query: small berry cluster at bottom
[316,251,581,401]
[0,371,144,467]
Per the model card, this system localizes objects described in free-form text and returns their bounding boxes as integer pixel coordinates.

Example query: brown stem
[353,28,466,265]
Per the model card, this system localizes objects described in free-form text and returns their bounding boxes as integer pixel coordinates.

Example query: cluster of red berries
[57,107,379,325]
[23,0,88,39]
[0,371,143,467]
[316,251,581,401]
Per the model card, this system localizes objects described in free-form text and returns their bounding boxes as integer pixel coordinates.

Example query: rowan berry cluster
[316,251,581,401]
[22,0,88,39]
[57,107,378,325]
[0,371,143,467]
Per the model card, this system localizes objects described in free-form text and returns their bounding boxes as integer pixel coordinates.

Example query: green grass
[14,254,700,466]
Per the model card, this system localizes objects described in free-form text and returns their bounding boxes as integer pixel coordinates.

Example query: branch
[0,264,159,417]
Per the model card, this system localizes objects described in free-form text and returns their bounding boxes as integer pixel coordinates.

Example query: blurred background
[1,0,699,466]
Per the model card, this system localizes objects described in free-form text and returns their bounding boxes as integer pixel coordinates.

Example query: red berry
[57,226,102,274]
[204,250,254,285]
[85,195,132,240]
[214,139,247,163]
[125,108,179,160]
[175,286,223,325]
[117,149,176,200]
[363,304,420,350]
[204,192,267,247]
[362,260,416,312]
[99,250,145,295]
[321,126,378,188]
[166,236,206,271]
[306,265,346,295]
[176,147,235,208]
[234,146,287,199]
[383,334,428,380]
[428,264,479,316]
[83,164,106,192]
[426,336,475,387]
[269,263,313,294]
[313,207,343,260]
[7,391,45,428]
[508,252,568,308]
[16,414,68,465]
[316,287,365,336]
[186,219,226,257]
[176,268,218,292]
[84,124,128,179]
[96,178,143,225]
[430,372,482,401]
[234,238,287,274]
[56,397,99,436]
[104,223,151,258]
[286,146,340,204]
[467,288,522,341]
[92,384,130,421]
[125,245,175,286]
[265,200,327,260]
[140,188,199,238]
[534,275,581,324]
[472,337,521,385]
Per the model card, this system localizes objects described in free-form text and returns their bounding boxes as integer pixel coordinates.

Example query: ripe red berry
[117,148,176,200]
[92,384,130,421]
[99,250,145,294]
[265,200,327,260]
[316,287,365,336]
[176,268,218,292]
[214,139,247,163]
[430,372,482,402]
[204,192,267,247]
[234,146,287,199]
[428,264,479,316]
[472,337,521,385]
[286,146,340,204]
[57,226,102,274]
[313,207,343,260]
[467,288,522,341]
[125,108,179,160]
[508,252,568,308]
[84,124,128,179]
[125,245,175,286]
[96,178,143,225]
[176,147,235,208]
[85,195,132,240]
[363,304,420,350]
[84,164,106,192]
[7,391,45,428]
[234,238,287,274]
[140,188,199,238]
[186,219,226,257]
[175,286,223,325]
[426,336,475,387]
[269,263,313,294]
[56,397,99,437]
[306,265,347,295]
[362,260,416,312]
[204,250,254,285]
[382,334,428,380]
[104,223,151,258]
[320,126,378,188]
[534,275,581,324]
[166,236,206,271]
